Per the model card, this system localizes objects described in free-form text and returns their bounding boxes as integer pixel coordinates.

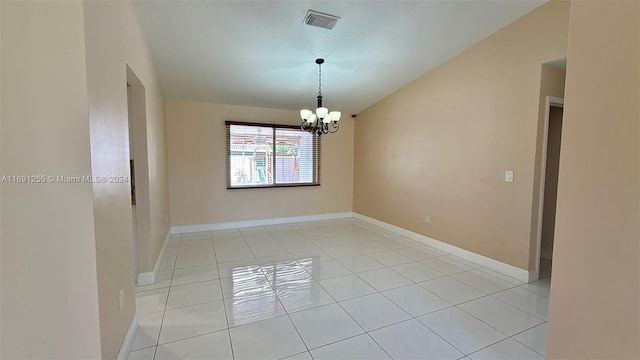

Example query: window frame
[225,121,321,189]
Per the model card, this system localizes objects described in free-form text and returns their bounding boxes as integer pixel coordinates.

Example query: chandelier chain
[317,62,322,97]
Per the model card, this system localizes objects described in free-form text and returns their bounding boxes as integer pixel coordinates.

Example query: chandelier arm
[328,122,339,133]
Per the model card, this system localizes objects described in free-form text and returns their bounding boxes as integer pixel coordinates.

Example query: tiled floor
[130,219,551,360]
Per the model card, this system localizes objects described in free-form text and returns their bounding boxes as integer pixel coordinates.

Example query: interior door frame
[533,95,564,281]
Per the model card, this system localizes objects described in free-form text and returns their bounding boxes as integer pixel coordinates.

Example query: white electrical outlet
[505,170,514,182]
[295,199,300,207]
[425,215,431,224]
[119,289,124,312]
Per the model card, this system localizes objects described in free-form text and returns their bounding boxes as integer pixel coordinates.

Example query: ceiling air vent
[304,10,340,30]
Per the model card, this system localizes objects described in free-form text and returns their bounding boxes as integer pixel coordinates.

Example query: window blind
[225,121,320,189]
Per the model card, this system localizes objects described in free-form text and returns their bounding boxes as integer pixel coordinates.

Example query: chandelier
[300,58,341,136]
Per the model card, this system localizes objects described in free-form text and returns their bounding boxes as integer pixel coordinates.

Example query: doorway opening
[536,96,564,280]
[127,84,138,283]
[126,64,152,285]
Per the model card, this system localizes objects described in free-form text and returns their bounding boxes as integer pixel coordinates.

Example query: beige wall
[0,1,102,358]
[354,1,570,270]
[167,100,354,226]
[529,64,566,268]
[546,0,640,358]
[83,1,170,358]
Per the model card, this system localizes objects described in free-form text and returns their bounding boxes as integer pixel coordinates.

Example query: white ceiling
[134,0,545,115]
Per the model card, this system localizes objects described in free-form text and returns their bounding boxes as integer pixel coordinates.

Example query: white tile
[220,271,271,299]
[135,288,168,315]
[311,334,390,360]
[340,293,411,331]
[160,248,178,270]
[458,297,543,336]
[469,338,543,359]
[212,233,244,245]
[166,280,222,310]
[323,245,364,259]
[512,323,547,355]
[136,270,172,292]
[310,237,345,249]
[370,319,464,360]
[216,259,259,279]
[171,264,219,286]
[275,280,335,313]
[296,227,332,240]
[289,303,364,349]
[418,307,506,355]
[321,223,357,237]
[492,287,549,320]
[247,241,288,257]
[211,228,240,237]
[353,228,390,241]
[394,246,445,261]
[519,277,551,298]
[319,274,377,301]
[158,300,227,344]
[351,242,390,255]
[289,249,334,263]
[375,238,413,250]
[453,270,519,294]
[281,239,319,253]
[224,289,287,327]
[230,315,307,360]
[127,347,156,360]
[369,251,414,266]
[175,242,216,269]
[391,262,445,282]
[338,255,386,273]
[180,231,212,239]
[283,352,313,360]
[421,256,475,275]
[304,259,352,280]
[243,232,277,243]
[358,268,412,291]
[262,261,312,285]
[272,231,306,243]
[254,253,294,265]
[383,284,451,317]
[154,330,233,360]
[477,267,523,285]
[335,234,373,245]
[131,311,163,351]
[419,277,485,305]
[214,245,254,263]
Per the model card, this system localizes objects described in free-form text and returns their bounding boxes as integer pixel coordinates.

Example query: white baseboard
[137,231,170,286]
[541,250,553,261]
[171,212,354,234]
[353,213,531,283]
[116,313,138,360]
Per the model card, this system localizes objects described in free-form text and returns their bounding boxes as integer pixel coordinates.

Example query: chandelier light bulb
[316,107,329,119]
[300,109,312,121]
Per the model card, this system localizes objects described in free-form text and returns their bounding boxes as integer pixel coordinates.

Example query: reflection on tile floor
[130,219,551,360]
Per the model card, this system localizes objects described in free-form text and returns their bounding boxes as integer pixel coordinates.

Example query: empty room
[1,0,638,359]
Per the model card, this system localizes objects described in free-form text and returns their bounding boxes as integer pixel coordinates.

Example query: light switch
[505,170,514,182]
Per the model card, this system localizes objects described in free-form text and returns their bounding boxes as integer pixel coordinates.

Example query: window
[226,121,320,188]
